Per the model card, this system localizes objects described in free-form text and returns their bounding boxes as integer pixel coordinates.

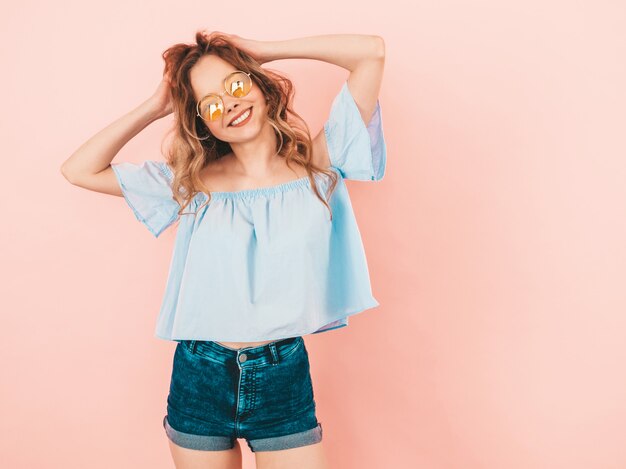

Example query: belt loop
[269,342,279,365]
[191,340,198,354]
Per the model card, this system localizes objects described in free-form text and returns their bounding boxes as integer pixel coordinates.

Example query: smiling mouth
[228,107,253,126]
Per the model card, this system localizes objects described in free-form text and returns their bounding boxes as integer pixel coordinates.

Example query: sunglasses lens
[226,71,252,98]
[199,97,224,122]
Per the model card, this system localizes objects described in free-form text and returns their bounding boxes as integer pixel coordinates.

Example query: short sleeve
[110,160,180,238]
[323,81,387,181]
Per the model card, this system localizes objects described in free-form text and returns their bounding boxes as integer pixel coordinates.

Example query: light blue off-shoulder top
[111,80,387,342]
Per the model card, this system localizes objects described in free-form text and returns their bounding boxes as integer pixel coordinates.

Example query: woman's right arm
[60,75,171,196]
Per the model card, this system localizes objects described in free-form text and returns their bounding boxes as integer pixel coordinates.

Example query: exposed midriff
[215,339,276,350]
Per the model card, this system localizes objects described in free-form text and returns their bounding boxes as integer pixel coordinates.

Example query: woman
[61,31,386,469]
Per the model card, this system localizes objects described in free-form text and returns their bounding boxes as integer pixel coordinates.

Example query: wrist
[138,98,166,122]
[258,40,284,63]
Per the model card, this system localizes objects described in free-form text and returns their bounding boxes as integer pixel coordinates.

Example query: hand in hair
[199,30,271,65]
[148,68,173,119]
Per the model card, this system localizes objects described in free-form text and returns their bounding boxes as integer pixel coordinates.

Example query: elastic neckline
[201,176,312,200]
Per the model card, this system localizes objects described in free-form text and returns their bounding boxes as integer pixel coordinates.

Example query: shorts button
[239,353,247,363]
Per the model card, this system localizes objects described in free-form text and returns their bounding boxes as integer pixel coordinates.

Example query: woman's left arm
[263,34,385,125]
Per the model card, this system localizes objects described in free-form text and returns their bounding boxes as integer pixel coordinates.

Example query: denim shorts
[163,335,323,452]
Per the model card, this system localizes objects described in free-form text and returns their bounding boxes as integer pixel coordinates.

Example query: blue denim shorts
[163,336,323,452]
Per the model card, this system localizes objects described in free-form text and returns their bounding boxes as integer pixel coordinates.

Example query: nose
[222,93,241,111]
[223,99,246,122]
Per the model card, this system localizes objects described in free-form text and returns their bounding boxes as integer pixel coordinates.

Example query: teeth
[230,108,251,126]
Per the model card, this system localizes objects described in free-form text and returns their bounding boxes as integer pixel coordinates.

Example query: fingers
[201,29,218,39]
[200,29,233,42]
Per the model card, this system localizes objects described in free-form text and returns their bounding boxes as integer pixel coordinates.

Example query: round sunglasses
[196,71,253,123]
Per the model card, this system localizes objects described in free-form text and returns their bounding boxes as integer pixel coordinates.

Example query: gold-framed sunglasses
[196,70,253,123]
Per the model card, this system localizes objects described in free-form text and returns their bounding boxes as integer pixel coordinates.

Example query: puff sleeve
[110,160,180,238]
[323,81,387,181]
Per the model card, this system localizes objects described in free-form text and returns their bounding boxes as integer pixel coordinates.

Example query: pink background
[2,1,626,468]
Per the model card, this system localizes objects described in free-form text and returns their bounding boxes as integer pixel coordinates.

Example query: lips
[228,107,252,126]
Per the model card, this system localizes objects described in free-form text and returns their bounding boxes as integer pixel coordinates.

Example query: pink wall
[3,1,626,468]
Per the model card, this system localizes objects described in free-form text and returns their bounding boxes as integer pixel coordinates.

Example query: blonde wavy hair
[160,31,339,221]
